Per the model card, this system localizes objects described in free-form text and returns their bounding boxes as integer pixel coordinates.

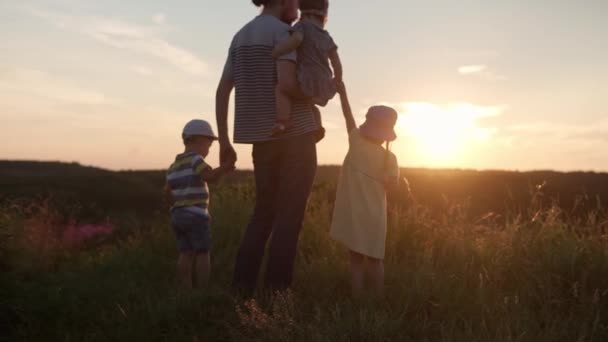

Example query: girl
[330,82,400,297]
[271,0,342,137]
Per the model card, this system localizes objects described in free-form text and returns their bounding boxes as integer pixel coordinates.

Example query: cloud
[505,121,608,143]
[0,66,196,132]
[446,49,501,59]
[399,102,504,120]
[152,13,166,25]
[0,67,118,106]
[374,102,506,166]
[128,64,213,97]
[132,65,153,76]
[458,65,508,81]
[24,7,207,76]
[396,102,503,146]
[458,65,487,75]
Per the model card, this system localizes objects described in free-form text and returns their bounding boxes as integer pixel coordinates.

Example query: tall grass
[3,180,608,341]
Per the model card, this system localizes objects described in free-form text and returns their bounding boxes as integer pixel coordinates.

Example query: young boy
[165,119,235,290]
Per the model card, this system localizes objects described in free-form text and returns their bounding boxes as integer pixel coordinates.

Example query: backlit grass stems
[3,182,608,341]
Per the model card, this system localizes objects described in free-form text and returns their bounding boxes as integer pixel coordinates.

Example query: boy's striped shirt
[166,152,211,217]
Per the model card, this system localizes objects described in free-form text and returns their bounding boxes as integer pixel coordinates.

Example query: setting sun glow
[396,103,502,165]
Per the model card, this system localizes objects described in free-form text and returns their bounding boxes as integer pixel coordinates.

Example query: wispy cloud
[458,65,487,75]
[0,67,118,106]
[24,7,207,76]
[486,120,608,171]
[458,64,508,81]
[132,65,153,76]
[506,121,608,143]
[379,102,506,165]
[152,13,166,25]
[397,102,503,140]
[0,66,196,131]
[128,64,213,97]
[446,49,501,59]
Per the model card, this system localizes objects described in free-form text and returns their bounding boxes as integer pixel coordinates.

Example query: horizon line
[1,159,607,175]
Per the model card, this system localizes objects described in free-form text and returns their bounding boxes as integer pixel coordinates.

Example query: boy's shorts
[170,208,211,253]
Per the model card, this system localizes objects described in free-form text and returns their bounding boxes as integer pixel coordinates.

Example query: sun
[395,102,500,165]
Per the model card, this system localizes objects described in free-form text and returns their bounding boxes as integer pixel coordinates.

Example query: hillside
[0,161,164,217]
[4,160,608,341]
[2,160,608,219]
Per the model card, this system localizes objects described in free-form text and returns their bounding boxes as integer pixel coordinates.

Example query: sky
[1,0,607,171]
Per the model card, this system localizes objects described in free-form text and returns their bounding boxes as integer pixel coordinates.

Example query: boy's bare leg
[272,85,292,136]
[177,252,195,290]
[194,252,211,288]
[349,250,365,298]
[368,257,385,297]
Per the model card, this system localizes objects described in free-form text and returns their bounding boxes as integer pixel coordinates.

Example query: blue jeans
[232,133,317,292]
[170,208,211,253]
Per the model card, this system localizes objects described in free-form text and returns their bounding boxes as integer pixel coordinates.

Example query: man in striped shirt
[216,0,318,293]
[165,119,234,290]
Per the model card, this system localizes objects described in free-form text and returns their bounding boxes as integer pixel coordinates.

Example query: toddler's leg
[177,252,195,290]
[349,250,365,298]
[272,84,293,136]
[368,257,385,297]
[194,252,210,288]
[312,105,325,142]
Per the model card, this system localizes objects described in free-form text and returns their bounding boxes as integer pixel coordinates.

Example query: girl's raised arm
[337,81,356,133]
[329,49,343,82]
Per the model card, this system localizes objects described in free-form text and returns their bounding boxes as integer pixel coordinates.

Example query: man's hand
[220,161,237,173]
[219,139,237,166]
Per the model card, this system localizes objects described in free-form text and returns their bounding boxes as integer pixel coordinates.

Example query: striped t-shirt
[221,14,317,144]
[166,152,211,217]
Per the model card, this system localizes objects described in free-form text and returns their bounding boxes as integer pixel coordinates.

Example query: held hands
[218,141,237,177]
[219,139,237,167]
[221,161,237,173]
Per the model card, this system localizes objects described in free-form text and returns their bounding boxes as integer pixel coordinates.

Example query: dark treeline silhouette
[2,161,608,221]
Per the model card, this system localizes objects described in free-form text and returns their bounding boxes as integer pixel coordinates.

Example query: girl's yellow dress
[330,129,399,259]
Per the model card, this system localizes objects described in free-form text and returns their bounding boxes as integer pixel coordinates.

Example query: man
[215,0,318,293]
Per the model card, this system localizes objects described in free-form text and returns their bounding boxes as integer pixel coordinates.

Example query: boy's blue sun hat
[359,105,398,142]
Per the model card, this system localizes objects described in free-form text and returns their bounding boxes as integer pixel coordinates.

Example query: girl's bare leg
[177,252,195,290]
[272,85,293,136]
[194,252,210,288]
[349,250,365,298]
[368,257,385,297]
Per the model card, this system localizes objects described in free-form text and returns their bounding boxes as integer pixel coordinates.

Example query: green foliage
[3,162,608,341]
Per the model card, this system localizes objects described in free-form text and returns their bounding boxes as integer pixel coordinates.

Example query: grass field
[3,162,608,341]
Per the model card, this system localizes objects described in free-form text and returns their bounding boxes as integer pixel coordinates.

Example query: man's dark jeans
[232,133,317,293]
